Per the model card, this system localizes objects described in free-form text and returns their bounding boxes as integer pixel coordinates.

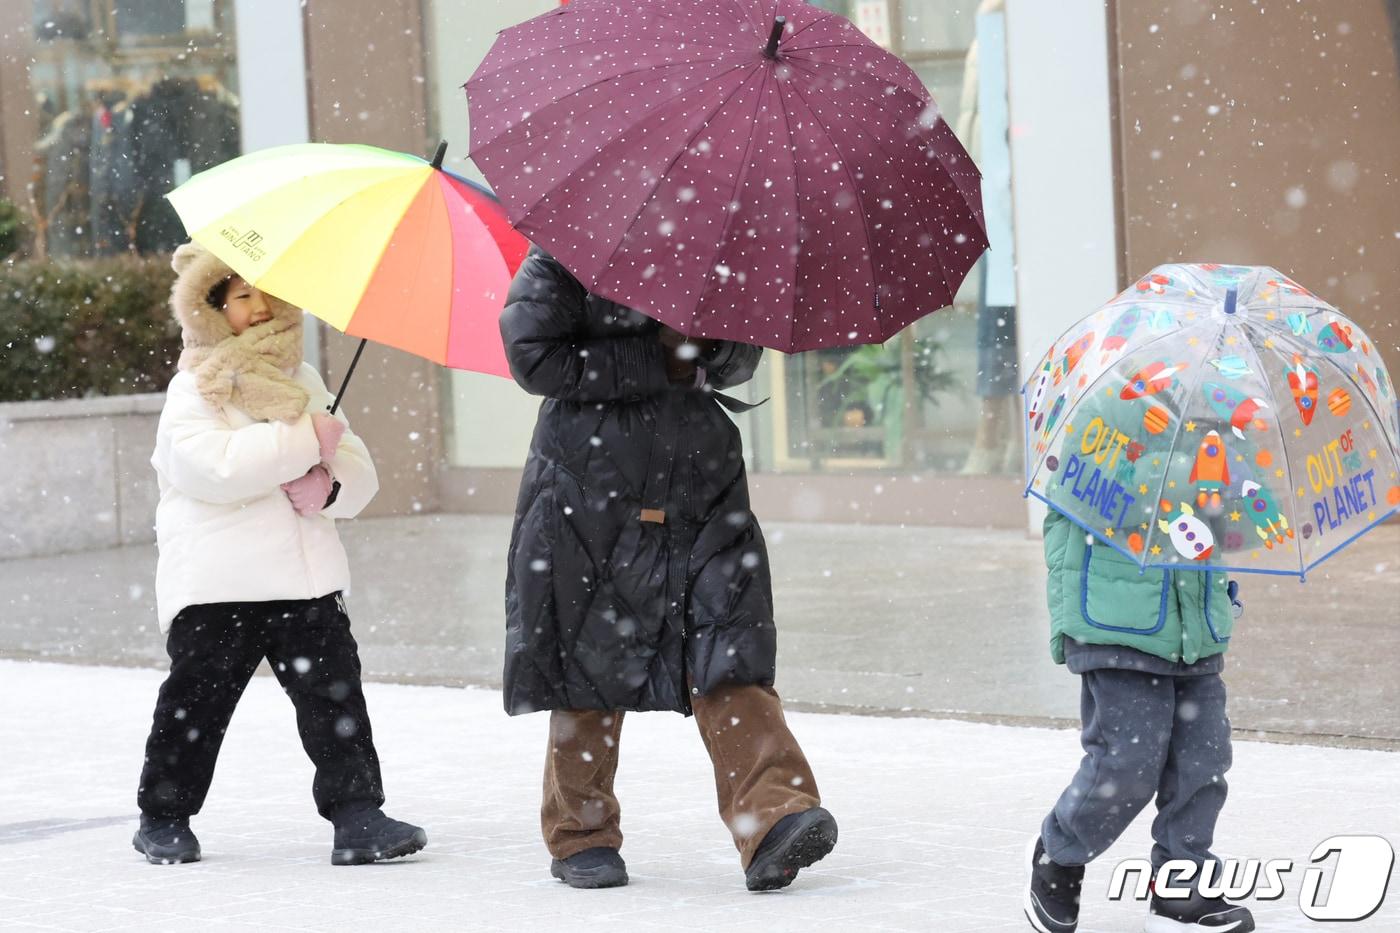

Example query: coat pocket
[1079,543,1170,634]
[1200,572,1234,644]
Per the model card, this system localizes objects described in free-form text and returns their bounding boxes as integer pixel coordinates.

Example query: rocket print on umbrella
[1063,333,1094,382]
[1205,382,1269,440]
[1158,502,1215,562]
[1242,480,1293,549]
[1287,355,1320,425]
[1317,319,1354,354]
[1189,431,1230,514]
[1100,307,1141,365]
[1121,361,1188,400]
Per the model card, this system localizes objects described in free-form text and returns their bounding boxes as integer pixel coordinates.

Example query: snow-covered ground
[2,660,1396,932]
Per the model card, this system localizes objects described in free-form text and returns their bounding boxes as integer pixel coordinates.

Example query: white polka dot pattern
[465,0,988,351]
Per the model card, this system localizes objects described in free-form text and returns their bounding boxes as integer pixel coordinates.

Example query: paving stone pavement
[2,661,1397,932]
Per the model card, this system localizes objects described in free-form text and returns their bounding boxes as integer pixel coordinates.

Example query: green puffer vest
[1044,511,1235,665]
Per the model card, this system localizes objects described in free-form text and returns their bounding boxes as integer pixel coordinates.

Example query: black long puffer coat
[499,248,776,715]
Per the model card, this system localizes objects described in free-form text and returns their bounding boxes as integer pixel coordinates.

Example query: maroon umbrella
[466,0,987,352]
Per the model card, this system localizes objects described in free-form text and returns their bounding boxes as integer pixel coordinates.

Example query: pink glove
[282,465,333,517]
[311,413,346,462]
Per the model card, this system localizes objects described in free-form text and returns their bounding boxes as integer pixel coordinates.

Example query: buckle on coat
[640,508,666,524]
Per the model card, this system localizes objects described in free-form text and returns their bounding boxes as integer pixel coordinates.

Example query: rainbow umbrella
[168,141,528,409]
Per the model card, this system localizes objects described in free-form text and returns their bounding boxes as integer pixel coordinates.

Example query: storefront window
[763,0,1021,476]
[25,0,240,259]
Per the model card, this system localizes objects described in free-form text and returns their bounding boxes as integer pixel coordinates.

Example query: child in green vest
[1024,392,1257,933]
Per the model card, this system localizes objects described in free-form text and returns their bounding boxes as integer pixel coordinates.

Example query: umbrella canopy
[466,0,986,353]
[168,142,528,379]
[1023,263,1400,578]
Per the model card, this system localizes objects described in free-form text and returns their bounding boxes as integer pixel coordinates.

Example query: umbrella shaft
[765,17,785,58]
[330,338,368,415]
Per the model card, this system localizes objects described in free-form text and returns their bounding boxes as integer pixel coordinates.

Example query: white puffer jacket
[150,362,378,631]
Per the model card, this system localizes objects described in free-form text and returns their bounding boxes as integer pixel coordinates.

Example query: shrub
[0,199,26,260]
[0,256,181,402]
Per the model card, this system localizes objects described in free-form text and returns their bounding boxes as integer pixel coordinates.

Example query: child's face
[220,276,271,336]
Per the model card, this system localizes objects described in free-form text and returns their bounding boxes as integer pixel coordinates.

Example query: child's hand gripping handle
[311,412,345,463]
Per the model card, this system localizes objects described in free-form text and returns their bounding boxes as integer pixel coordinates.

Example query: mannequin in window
[956,0,1020,475]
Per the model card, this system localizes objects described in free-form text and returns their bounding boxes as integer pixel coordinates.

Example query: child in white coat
[133,242,425,866]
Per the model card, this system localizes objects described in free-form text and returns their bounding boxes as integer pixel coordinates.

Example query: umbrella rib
[470,52,743,154]
[725,0,764,34]
[781,47,946,100]
[682,62,776,336]
[770,62,804,354]
[505,58,756,227]
[246,171,428,308]
[585,61,767,296]
[1141,319,1226,564]
[1260,319,1400,466]
[477,33,744,70]
[783,8,839,45]
[176,164,417,234]
[1030,310,1203,542]
[783,56,968,301]
[1234,319,1308,576]
[772,77,881,349]
[784,70,952,344]
[350,179,443,356]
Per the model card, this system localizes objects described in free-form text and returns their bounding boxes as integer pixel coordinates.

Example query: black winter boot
[132,815,201,864]
[330,807,427,865]
[550,847,629,888]
[1147,889,1255,932]
[744,807,838,892]
[1024,836,1083,933]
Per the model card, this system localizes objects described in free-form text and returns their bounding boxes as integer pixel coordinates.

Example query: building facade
[2,0,1396,529]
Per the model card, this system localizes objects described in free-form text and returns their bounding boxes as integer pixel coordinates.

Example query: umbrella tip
[1224,286,1238,315]
[765,16,786,59]
[431,141,448,170]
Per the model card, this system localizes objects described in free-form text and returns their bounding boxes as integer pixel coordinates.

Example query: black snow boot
[1024,836,1083,933]
[744,806,838,892]
[132,815,201,864]
[330,807,427,866]
[550,847,629,889]
[1147,889,1255,932]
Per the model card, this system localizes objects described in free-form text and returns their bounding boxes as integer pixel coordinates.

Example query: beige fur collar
[170,242,309,423]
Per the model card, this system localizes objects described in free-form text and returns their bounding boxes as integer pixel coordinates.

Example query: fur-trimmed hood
[169,241,309,423]
[169,241,302,349]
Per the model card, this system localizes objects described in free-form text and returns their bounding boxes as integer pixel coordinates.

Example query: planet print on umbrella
[1143,405,1171,435]
[1327,388,1351,418]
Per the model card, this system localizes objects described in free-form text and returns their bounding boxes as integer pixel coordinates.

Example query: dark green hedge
[0,256,181,402]
[0,199,26,260]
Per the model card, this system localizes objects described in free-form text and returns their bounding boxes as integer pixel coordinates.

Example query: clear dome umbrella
[1023,263,1399,579]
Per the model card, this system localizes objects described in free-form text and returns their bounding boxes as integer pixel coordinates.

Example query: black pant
[137,594,385,822]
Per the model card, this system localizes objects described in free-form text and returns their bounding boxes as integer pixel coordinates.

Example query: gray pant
[1041,668,1232,869]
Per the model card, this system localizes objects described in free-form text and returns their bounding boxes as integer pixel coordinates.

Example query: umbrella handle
[329,338,368,415]
[765,16,786,58]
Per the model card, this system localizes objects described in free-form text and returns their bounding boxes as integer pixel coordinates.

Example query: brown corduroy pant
[541,685,820,869]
